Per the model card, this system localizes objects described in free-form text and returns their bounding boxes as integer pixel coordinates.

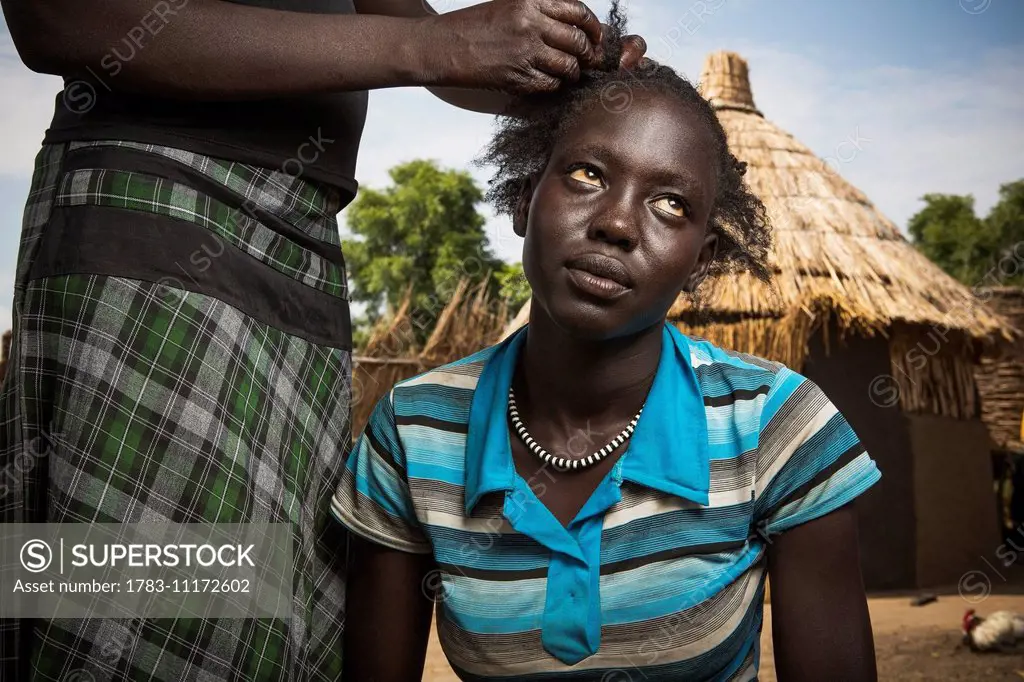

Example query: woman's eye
[653,196,688,217]
[569,166,603,186]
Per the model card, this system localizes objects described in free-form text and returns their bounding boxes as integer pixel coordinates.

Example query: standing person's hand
[422,0,643,94]
[614,32,648,70]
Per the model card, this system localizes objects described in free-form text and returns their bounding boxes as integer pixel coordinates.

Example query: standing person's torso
[43,0,369,200]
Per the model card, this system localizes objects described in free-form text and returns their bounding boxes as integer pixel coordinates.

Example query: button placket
[541,550,592,664]
[505,465,621,665]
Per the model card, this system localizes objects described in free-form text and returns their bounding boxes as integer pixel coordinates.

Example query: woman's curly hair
[473,0,773,284]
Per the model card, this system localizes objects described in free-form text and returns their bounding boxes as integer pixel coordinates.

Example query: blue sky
[1,0,1023,333]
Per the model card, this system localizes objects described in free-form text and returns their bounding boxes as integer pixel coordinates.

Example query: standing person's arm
[331,392,439,680]
[354,0,649,115]
[1,0,607,99]
[344,536,437,680]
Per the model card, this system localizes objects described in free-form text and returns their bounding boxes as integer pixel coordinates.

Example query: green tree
[986,180,1024,267]
[908,179,1024,286]
[342,159,505,341]
[908,194,988,284]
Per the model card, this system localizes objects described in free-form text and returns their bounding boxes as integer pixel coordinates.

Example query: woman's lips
[566,266,631,300]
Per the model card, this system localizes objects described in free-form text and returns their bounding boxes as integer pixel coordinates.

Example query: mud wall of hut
[906,414,1002,587]
[801,322,918,590]
[802,320,1004,589]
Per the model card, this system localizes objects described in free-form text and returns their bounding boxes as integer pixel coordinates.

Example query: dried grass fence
[351,279,509,436]
[974,287,1024,452]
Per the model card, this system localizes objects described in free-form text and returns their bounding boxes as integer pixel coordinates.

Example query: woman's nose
[587,205,640,251]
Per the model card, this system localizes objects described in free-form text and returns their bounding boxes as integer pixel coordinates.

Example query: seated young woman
[332,5,881,680]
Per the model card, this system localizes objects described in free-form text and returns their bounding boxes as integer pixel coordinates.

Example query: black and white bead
[507,387,643,472]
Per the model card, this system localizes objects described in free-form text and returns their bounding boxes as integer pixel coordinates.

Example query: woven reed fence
[974,287,1024,452]
[351,279,509,436]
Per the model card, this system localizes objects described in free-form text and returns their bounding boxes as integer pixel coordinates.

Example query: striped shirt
[332,322,881,681]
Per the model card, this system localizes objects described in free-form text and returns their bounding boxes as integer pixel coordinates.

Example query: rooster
[962,608,1024,652]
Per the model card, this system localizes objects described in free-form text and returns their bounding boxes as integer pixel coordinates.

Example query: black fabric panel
[29,204,352,350]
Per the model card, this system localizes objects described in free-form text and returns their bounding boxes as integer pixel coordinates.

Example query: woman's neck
[517,308,663,427]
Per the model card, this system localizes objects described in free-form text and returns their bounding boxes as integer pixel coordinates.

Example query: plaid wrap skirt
[0,140,352,681]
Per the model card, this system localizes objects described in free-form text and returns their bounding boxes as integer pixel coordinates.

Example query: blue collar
[464,322,710,515]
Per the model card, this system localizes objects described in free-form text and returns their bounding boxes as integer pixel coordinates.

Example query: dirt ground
[422,594,1024,681]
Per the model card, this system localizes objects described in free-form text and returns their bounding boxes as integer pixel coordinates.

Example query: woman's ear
[512,175,536,238]
[683,231,719,293]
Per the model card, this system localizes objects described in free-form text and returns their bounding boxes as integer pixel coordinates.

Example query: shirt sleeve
[331,390,432,554]
[752,366,881,537]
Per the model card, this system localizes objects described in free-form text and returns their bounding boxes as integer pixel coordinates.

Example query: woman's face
[517,88,720,341]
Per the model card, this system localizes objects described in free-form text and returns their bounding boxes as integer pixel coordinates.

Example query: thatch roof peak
[698,51,763,117]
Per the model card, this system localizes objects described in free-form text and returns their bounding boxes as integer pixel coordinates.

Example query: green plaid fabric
[1,141,351,681]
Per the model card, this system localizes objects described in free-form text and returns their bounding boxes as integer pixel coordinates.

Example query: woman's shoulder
[679,331,790,383]
[361,345,502,440]
[676,330,834,419]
